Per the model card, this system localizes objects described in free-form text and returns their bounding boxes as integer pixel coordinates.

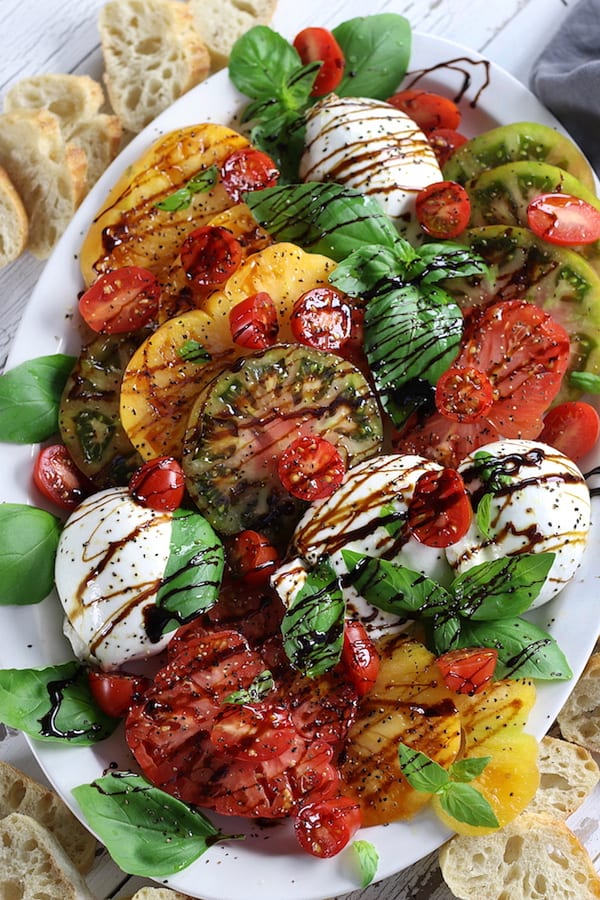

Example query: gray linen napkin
[530,0,600,174]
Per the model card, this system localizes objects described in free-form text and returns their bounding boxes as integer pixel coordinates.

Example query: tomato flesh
[33,443,89,511]
[290,287,353,352]
[527,192,600,246]
[539,400,600,461]
[180,225,243,286]
[387,89,461,134]
[436,647,498,695]
[293,27,345,96]
[210,702,297,760]
[435,365,495,423]
[294,796,361,858]
[128,456,185,511]
[79,266,160,334]
[428,128,469,167]
[229,291,279,349]
[88,670,151,718]
[416,180,471,239]
[220,147,279,204]
[407,467,473,548]
[278,435,346,501]
[229,529,280,586]
[341,621,380,697]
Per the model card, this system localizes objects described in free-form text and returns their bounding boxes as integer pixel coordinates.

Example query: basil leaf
[0,503,61,605]
[0,354,75,442]
[450,756,492,783]
[329,243,418,297]
[452,554,556,620]
[154,510,224,636]
[178,339,211,363]
[411,242,488,285]
[342,551,452,618]
[73,772,229,876]
[0,662,118,744]
[281,559,345,677]
[438,781,499,828]
[249,110,307,183]
[352,839,379,888]
[457,616,572,680]
[398,742,450,793]
[570,370,600,393]
[246,183,400,261]
[476,492,492,537]
[229,25,303,101]
[333,14,412,99]
[431,614,462,655]
[224,670,274,704]
[155,166,218,212]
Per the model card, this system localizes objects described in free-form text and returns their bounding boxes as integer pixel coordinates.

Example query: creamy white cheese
[445,439,592,608]
[55,486,175,670]
[299,95,442,240]
[272,454,455,637]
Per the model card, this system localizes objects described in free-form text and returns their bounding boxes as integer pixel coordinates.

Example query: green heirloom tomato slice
[443,224,600,401]
[59,332,145,487]
[182,343,383,537]
[443,122,595,192]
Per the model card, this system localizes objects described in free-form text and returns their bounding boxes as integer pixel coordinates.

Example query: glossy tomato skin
[229,529,280,586]
[387,89,461,134]
[407,467,473,548]
[229,291,279,349]
[33,443,90,511]
[209,701,297,761]
[293,27,345,96]
[129,456,185,511]
[435,365,495,423]
[290,287,352,352]
[428,128,469,167]
[88,670,151,718]
[416,180,471,239]
[180,225,243,286]
[79,266,160,334]
[436,647,498,695]
[527,192,600,246]
[278,435,346,501]
[341,621,380,696]
[539,400,600,461]
[220,147,279,203]
[294,796,361,858]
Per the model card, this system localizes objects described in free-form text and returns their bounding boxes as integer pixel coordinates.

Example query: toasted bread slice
[3,73,105,130]
[189,0,277,70]
[69,113,123,187]
[0,165,28,267]
[527,734,600,819]
[558,652,600,752]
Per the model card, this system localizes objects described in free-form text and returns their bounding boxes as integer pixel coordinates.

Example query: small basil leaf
[250,112,306,183]
[155,166,219,211]
[73,772,230,876]
[342,551,452,618]
[438,781,499,828]
[452,554,556,620]
[449,756,492,783]
[398,742,450,793]
[224,670,274,704]
[0,662,118,744]
[0,354,75,442]
[329,243,418,298]
[281,559,345,677]
[352,839,379,888]
[570,370,600,393]
[476,492,492,537]
[431,614,462,655]
[333,14,412,99]
[229,25,302,101]
[0,503,61,605]
[178,339,211,363]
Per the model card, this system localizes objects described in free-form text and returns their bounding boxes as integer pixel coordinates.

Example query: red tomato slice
[341,621,380,697]
[416,180,471,239]
[294,796,361,858]
[435,365,495,423]
[293,27,345,96]
[278,435,345,501]
[394,300,571,466]
[229,291,279,349]
[527,192,600,246]
[229,529,280,586]
[33,443,89,511]
[180,225,243,286]
[220,147,279,203]
[538,400,600,461]
[290,287,353,352]
[436,647,498,695]
[88,670,151,718]
[428,128,469,167]
[79,266,160,334]
[128,456,185,511]
[209,702,297,761]
[387,89,461,134]
[407,467,473,548]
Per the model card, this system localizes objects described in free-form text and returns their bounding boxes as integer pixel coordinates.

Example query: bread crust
[0,165,28,268]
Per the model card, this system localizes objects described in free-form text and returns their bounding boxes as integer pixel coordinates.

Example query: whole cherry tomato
[180,225,243,286]
[129,456,185,511]
[229,291,279,349]
[538,400,600,461]
[278,435,345,502]
[220,147,279,203]
[79,266,160,334]
[436,647,498,695]
[33,443,89,511]
[293,27,345,96]
[416,180,471,239]
[88,670,151,718]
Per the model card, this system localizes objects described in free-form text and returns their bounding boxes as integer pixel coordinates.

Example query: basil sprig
[155,166,218,211]
[0,354,75,442]
[0,503,61,605]
[352,839,379,888]
[342,550,572,681]
[73,772,234,876]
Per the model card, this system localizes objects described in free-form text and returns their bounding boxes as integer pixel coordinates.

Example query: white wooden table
[1,1,598,898]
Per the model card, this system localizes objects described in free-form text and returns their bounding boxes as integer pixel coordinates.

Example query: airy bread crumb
[189,0,277,70]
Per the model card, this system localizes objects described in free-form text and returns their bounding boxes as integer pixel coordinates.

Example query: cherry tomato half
[180,225,243,286]
[294,796,361,858]
[79,266,160,334]
[210,702,297,761]
[436,647,498,695]
[278,435,345,502]
[539,400,600,461]
[33,443,89,511]
[293,27,345,96]
[229,529,280,586]
[88,670,151,718]
[229,291,279,349]
[220,147,280,204]
[387,89,461,134]
[416,180,471,239]
[129,456,185,511]
[290,287,352,352]
[407,467,473,548]
[527,192,600,246]
[435,365,495,423]
[428,128,469,167]
[341,620,380,697]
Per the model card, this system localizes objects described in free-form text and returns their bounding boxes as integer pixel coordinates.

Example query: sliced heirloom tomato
[407,467,473,548]
[209,702,296,760]
[387,89,461,134]
[293,27,345,96]
[538,400,600,461]
[79,266,160,334]
[128,456,185,511]
[180,225,243,286]
[229,291,279,349]
[290,286,353,352]
[278,435,346,502]
[436,647,498,696]
[89,670,152,718]
[341,620,380,697]
[527,192,600,246]
[416,180,471,239]
[294,796,361,858]
[220,147,279,203]
[33,443,90,511]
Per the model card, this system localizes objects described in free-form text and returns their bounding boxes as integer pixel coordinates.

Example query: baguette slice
[0,165,28,267]
[0,760,96,873]
[69,113,123,187]
[439,811,600,899]
[99,0,210,133]
[0,812,95,899]
[189,0,277,69]
[527,734,600,819]
[3,73,105,132]
[0,108,87,258]
[558,652,600,752]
